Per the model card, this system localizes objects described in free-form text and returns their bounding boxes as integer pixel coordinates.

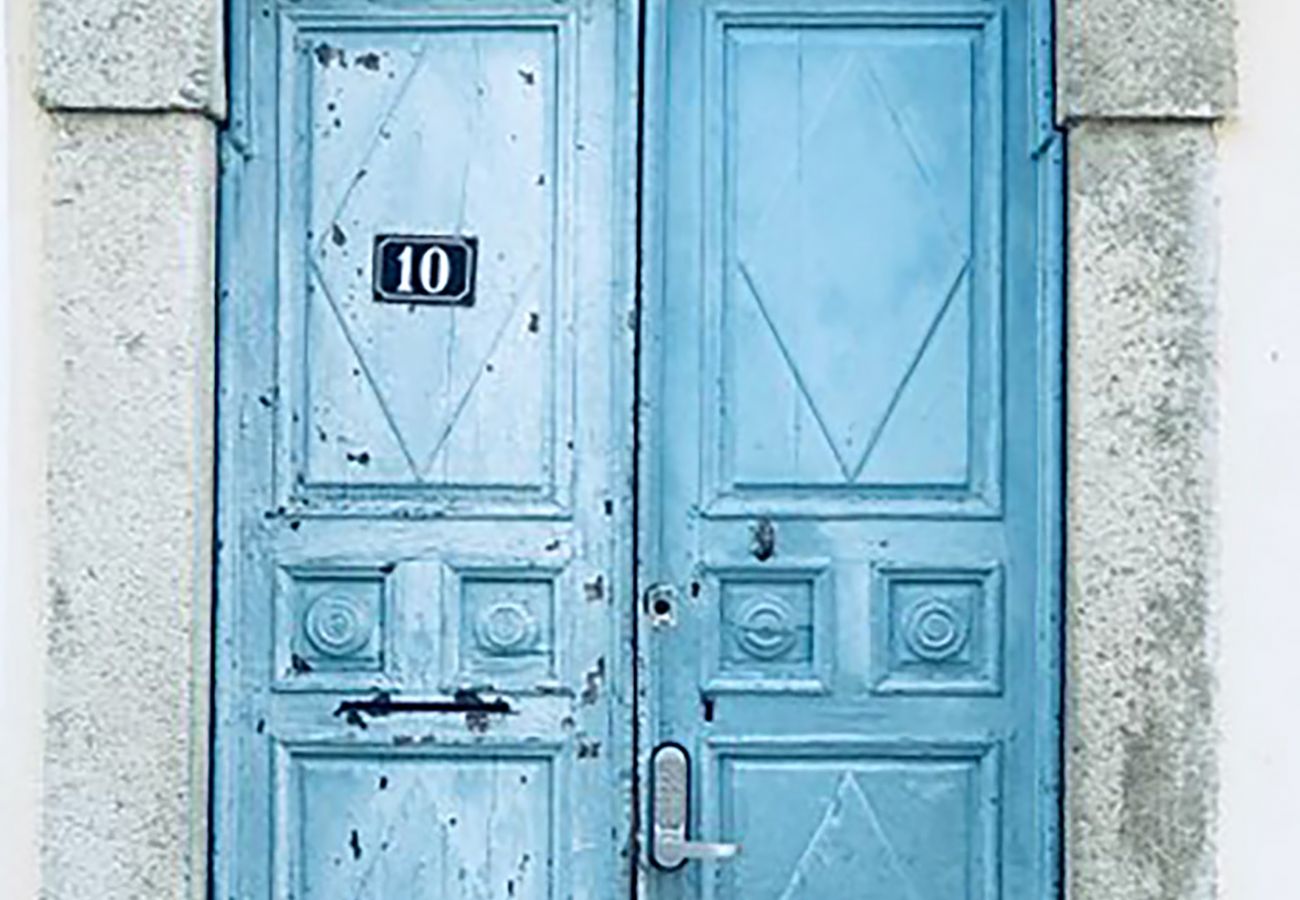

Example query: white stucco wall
[1,0,49,895]
[1215,1,1300,896]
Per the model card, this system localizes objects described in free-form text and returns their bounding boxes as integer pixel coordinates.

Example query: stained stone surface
[1058,0,1236,120]
[1066,121,1220,900]
[38,0,224,115]
[41,112,216,900]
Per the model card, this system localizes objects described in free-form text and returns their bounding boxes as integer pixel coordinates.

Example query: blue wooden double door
[214,0,1061,897]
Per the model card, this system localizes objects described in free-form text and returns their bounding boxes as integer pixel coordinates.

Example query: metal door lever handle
[650,742,742,870]
[655,836,741,865]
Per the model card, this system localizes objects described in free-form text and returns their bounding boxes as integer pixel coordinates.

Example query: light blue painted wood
[216,0,1060,896]
[641,1,1062,898]
[213,0,640,897]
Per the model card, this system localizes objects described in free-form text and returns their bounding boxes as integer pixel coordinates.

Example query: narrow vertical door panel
[642,1,1061,898]
[213,1,637,897]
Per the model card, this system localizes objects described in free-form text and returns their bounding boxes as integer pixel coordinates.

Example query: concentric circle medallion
[304,594,372,657]
[736,595,798,660]
[475,601,539,655]
[904,599,968,661]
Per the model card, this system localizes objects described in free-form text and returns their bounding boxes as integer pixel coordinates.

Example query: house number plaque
[372,234,477,305]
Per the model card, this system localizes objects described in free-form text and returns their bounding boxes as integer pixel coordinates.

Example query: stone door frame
[26,0,1234,896]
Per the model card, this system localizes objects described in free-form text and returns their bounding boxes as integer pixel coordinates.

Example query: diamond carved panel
[735,39,970,478]
[291,751,553,900]
[290,24,564,501]
[713,20,1002,513]
[713,745,995,900]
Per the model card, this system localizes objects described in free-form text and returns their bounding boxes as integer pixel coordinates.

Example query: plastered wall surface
[1215,0,1300,894]
[1,0,49,895]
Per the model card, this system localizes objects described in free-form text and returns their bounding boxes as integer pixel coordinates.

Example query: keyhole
[647,586,677,627]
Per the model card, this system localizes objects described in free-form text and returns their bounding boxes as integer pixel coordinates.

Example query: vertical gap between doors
[629,0,649,896]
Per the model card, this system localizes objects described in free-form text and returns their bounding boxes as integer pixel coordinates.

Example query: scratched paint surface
[213,1,635,897]
[296,756,550,899]
[216,0,1060,897]
[304,28,556,490]
[645,1,1061,898]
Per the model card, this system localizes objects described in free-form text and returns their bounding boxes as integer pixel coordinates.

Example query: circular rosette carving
[735,594,798,660]
[903,599,969,661]
[475,601,540,656]
[303,594,373,658]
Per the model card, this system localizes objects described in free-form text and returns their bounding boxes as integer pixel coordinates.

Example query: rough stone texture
[23,4,1234,900]
[1066,121,1219,900]
[37,0,224,115]
[1058,0,1236,120]
[41,112,215,900]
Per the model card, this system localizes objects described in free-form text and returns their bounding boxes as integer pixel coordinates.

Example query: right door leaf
[648,1,1060,897]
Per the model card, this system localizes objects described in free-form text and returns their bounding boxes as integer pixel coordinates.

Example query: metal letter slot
[650,742,741,869]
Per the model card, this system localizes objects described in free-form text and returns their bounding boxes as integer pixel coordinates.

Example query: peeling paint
[314,43,347,68]
[750,517,776,561]
[580,657,606,706]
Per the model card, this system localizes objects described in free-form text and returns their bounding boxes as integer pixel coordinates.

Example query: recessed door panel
[293,25,562,498]
[289,751,554,899]
[716,20,999,511]
[710,743,998,899]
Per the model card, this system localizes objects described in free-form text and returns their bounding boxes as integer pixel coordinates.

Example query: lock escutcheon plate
[650,741,741,870]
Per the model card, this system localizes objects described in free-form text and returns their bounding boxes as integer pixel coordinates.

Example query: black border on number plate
[372,234,478,305]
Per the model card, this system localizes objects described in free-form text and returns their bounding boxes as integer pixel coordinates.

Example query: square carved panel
[440,562,563,692]
[870,563,1002,695]
[703,562,833,694]
[278,565,391,688]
